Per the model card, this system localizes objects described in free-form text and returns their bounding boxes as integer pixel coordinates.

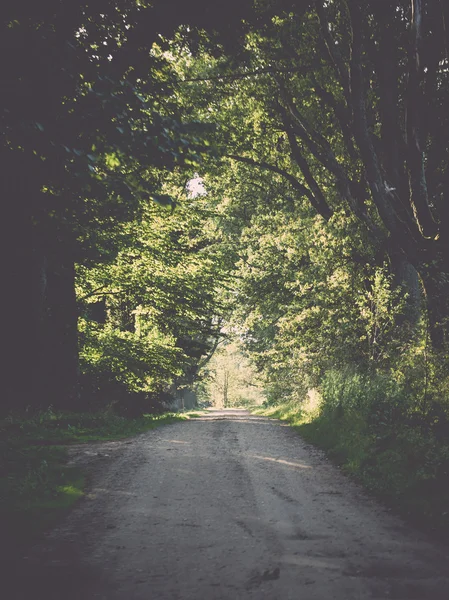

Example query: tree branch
[406,0,439,238]
[346,2,416,246]
[225,154,332,220]
[275,113,334,221]
[78,284,109,302]
[438,0,449,61]
[197,331,225,371]
[278,90,384,236]
[179,66,310,84]
[315,0,351,107]
[369,1,408,203]
[312,79,357,161]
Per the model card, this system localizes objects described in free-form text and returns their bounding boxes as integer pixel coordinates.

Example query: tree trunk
[420,259,449,350]
[389,250,422,330]
[1,163,39,412]
[1,209,80,413]
[2,210,36,412]
[38,250,80,409]
[223,370,229,408]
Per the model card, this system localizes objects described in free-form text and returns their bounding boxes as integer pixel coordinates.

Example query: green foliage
[79,320,183,396]
[76,190,230,408]
[4,408,182,442]
[198,337,266,407]
[254,399,306,426]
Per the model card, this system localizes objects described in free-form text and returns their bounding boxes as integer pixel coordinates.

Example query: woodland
[2,0,449,532]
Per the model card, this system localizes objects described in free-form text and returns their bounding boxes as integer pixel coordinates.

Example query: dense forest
[2,0,449,528]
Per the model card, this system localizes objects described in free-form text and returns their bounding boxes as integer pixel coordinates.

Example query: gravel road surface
[8,409,449,599]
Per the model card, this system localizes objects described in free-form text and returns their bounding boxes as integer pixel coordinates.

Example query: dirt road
[9,409,449,599]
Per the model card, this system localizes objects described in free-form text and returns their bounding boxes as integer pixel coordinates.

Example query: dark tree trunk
[420,257,449,350]
[2,186,79,412]
[37,250,80,409]
[3,214,36,412]
[389,250,422,329]
[1,157,38,412]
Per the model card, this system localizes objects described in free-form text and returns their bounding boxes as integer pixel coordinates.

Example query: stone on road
[9,409,449,599]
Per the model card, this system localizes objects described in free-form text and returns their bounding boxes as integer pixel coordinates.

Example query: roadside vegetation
[0,410,185,557]
[254,371,449,537]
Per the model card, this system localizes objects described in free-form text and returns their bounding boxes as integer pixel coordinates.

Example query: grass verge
[0,410,186,558]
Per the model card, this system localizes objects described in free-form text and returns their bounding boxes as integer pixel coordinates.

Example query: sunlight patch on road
[87,487,136,498]
[196,417,274,425]
[166,439,190,444]
[249,455,312,469]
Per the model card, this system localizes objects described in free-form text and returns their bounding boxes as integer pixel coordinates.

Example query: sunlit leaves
[77,188,229,397]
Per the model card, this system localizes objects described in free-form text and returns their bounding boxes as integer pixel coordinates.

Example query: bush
[312,368,449,530]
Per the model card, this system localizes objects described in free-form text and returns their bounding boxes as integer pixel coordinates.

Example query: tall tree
[0,0,252,411]
[77,186,229,411]
[175,0,449,349]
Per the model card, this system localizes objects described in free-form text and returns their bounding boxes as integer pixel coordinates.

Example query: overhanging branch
[225,154,332,220]
[406,0,439,239]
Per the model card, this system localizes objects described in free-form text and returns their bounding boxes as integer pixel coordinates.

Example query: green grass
[183,410,206,418]
[253,400,306,426]
[2,410,186,445]
[0,409,187,558]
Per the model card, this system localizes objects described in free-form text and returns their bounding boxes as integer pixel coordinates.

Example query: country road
[8,409,449,599]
